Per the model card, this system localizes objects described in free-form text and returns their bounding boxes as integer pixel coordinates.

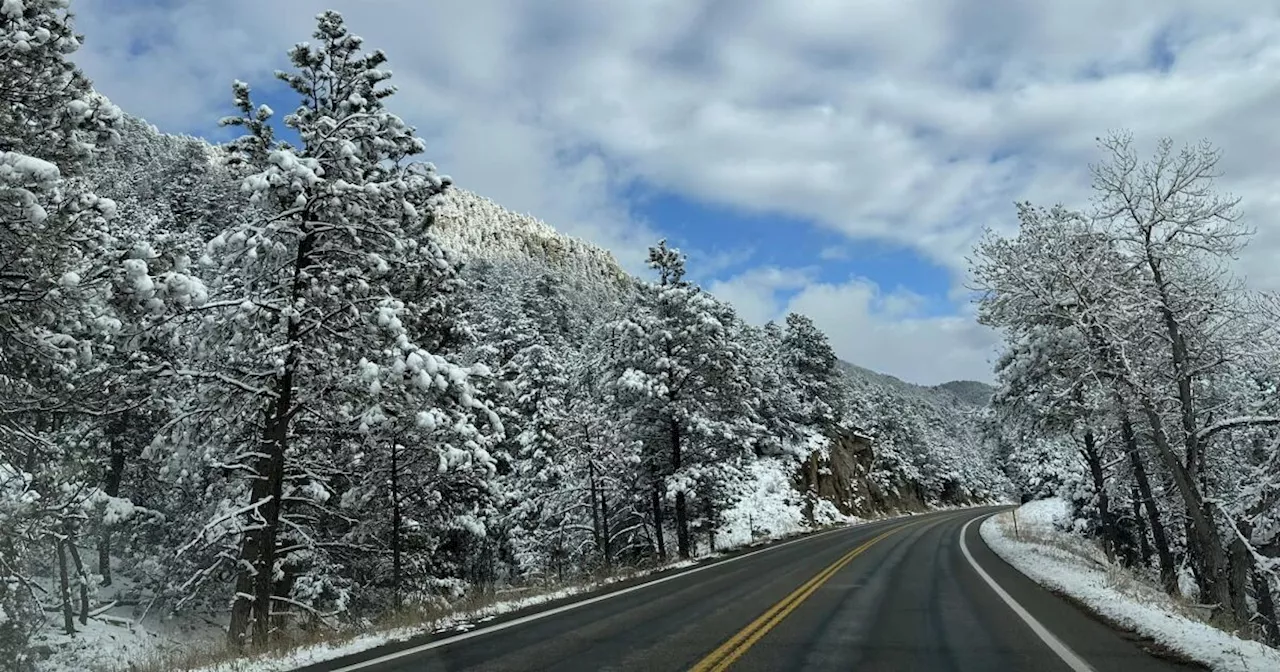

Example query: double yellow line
[688,521,914,672]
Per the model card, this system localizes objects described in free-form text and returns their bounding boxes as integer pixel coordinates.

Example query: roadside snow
[981,498,1280,672]
[27,560,225,672]
[715,456,857,550]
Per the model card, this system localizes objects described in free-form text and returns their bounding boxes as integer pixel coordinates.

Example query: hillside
[934,380,996,406]
[434,189,632,289]
[6,63,1002,672]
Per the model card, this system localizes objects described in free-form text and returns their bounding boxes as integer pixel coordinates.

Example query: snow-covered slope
[427,181,1007,508]
[934,380,995,406]
[434,189,631,290]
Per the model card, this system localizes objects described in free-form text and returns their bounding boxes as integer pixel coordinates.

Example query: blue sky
[70,0,1280,384]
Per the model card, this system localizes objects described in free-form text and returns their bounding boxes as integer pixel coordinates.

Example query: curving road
[299,507,1202,672]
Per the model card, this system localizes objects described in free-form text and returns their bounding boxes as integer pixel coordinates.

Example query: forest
[1,4,1005,668]
[973,132,1280,645]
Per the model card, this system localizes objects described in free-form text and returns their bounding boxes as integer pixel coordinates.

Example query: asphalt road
[303,507,1203,672]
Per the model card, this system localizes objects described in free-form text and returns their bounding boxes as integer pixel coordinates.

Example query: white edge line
[958,514,1096,672]
[325,516,916,671]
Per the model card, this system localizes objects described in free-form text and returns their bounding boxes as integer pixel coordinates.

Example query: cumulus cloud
[712,267,998,384]
[786,279,1000,386]
[707,266,815,326]
[68,0,1280,383]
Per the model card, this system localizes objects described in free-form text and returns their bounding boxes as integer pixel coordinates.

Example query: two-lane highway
[303,507,1202,672]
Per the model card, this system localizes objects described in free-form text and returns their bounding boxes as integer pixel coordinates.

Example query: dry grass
[123,519,879,671]
[127,560,681,672]
[991,512,1107,570]
[992,511,1254,637]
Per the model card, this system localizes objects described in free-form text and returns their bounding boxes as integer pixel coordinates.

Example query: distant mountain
[933,380,995,407]
[836,362,992,409]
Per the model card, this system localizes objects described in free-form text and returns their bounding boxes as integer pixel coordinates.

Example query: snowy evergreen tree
[146,12,499,646]
[781,312,842,427]
[0,0,127,663]
[602,240,756,559]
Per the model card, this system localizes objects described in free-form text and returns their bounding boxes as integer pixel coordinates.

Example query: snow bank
[28,567,225,672]
[33,616,190,672]
[981,498,1280,672]
[715,457,855,550]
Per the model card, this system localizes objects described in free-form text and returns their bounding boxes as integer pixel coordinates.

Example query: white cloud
[710,267,996,383]
[818,246,850,261]
[707,266,814,326]
[685,245,756,282]
[785,279,1000,385]
[67,0,1280,383]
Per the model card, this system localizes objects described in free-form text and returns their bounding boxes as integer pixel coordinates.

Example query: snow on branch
[1195,416,1280,442]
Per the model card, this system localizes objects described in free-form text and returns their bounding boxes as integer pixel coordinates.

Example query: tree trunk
[1138,399,1228,608]
[1122,414,1177,592]
[705,495,716,553]
[1253,566,1280,645]
[600,488,612,570]
[651,480,666,561]
[252,379,291,647]
[589,461,603,560]
[674,490,691,559]
[390,441,402,611]
[1130,481,1152,567]
[56,535,74,635]
[1145,262,1245,617]
[64,522,90,625]
[237,227,313,647]
[1227,533,1252,628]
[229,501,263,645]
[1081,429,1116,562]
[670,419,691,559]
[805,452,819,525]
[98,436,127,587]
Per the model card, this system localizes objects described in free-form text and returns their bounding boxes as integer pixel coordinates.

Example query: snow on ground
[28,561,225,672]
[981,498,1280,672]
[715,456,856,550]
[32,613,219,672]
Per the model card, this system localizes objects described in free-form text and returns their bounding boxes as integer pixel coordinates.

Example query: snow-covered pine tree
[781,313,842,427]
[1,0,124,662]
[603,240,755,559]
[151,11,498,646]
[743,321,806,457]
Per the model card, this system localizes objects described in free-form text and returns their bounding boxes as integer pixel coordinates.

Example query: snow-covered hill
[426,182,1007,510]
[434,189,632,290]
[933,380,995,407]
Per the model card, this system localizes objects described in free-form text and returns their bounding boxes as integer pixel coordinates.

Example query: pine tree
[1,0,124,662]
[603,240,755,559]
[782,313,842,426]
[152,12,497,646]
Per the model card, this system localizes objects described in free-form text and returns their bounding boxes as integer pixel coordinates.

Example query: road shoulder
[977,502,1280,671]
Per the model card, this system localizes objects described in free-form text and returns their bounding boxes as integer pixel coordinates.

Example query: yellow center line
[688,518,922,672]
